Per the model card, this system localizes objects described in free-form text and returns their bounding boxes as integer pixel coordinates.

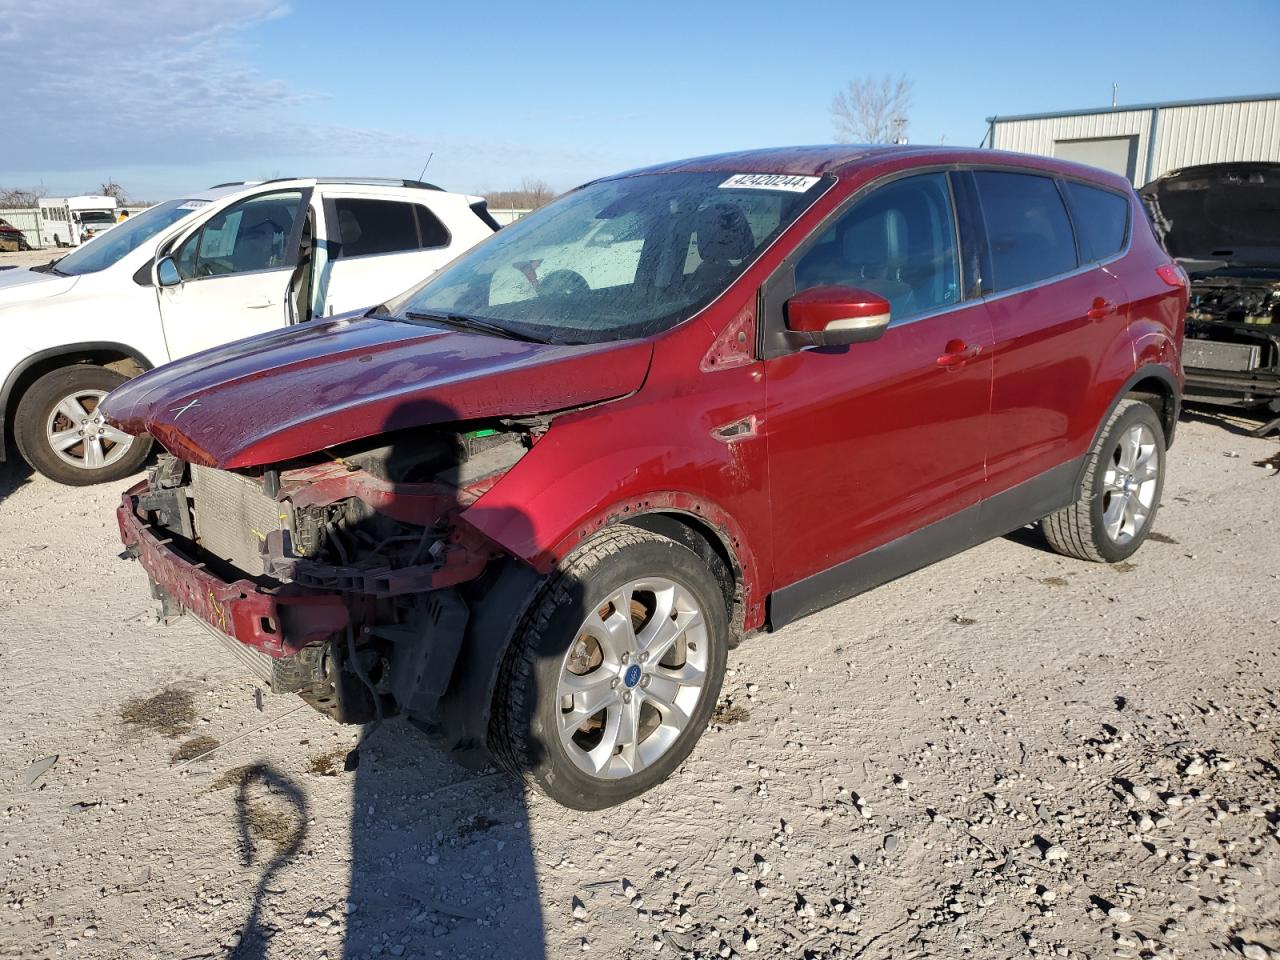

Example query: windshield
[385,171,829,344]
[77,211,116,225]
[53,199,202,276]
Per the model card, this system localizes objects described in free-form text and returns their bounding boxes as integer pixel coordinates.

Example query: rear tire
[1043,399,1165,563]
[14,365,152,486]
[489,526,728,809]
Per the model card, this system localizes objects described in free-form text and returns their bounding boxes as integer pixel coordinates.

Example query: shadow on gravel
[1181,401,1280,438]
[0,456,33,505]
[1002,523,1057,555]
[231,765,310,960]
[341,729,544,959]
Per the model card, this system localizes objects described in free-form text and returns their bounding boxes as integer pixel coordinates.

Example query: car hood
[1140,162,1280,270]
[101,313,654,469]
[0,268,78,304]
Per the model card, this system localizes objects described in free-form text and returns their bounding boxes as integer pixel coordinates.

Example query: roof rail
[207,177,443,191]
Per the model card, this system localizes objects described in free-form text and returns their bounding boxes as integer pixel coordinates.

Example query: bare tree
[486,179,557,212]
[830,74,914,144]
[99,180,128,202]
[519,178,555,209]
[0,185,47,208]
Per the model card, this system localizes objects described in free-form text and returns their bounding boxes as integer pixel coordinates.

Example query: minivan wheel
[1042,398,1165,563]
[14,365,152,486]
[489,526,728,810]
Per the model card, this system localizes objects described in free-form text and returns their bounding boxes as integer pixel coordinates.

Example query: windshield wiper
[403,310,547,343]
[31,259,66,276]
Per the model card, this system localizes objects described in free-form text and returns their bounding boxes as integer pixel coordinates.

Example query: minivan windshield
[384,172,829,344]
[52,199,203,276]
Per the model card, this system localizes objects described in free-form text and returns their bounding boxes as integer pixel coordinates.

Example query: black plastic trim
[768,455,1085,630]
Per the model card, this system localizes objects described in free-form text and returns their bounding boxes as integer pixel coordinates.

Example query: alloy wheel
[556,577,709,780]
[45,389,134,471]
[1101,422,1159,546]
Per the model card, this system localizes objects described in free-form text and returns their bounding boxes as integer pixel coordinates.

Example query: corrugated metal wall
[991,109,1152,170]
[1153,100,1280,176]
[990,97,1280,186]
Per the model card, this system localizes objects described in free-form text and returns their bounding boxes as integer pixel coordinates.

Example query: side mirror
[155,256,181,288]
[785,285,891,347]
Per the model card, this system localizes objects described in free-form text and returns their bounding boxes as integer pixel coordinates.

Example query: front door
[765,172,994,599]
[158,189,309,360]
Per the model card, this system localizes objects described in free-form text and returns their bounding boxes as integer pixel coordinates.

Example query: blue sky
[2,0,1278,201]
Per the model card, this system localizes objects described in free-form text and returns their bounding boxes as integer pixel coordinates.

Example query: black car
[1142,162,1280,435]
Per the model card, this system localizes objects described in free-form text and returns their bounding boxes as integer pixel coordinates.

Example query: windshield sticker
[177,200,211,211]
[719,173,820,193]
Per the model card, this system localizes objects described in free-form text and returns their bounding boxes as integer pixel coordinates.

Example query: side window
[415,205,450,249]
[794,173,960,322]
[334,198,419,258]
[973,172,1077,291]
[1065,181,1129,263]
[176,190,302,279]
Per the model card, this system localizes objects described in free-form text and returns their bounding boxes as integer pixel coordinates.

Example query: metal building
[985,93,1280,186]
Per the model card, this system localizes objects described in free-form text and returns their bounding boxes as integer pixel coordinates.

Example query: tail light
[1156,263,1188,288]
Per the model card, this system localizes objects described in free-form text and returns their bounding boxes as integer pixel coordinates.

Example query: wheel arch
[1,342,154,461]
[622,508,745,646]
[1074,364,1180,493]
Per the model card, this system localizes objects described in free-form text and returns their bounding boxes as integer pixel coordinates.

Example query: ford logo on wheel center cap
[623,664,642,688]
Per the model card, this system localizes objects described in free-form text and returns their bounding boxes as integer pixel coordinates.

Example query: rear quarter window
[1065,181,1129,263]
[974,171,1078,292]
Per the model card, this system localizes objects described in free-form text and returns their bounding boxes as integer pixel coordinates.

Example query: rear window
[974,171,1078,292]
[1065,181,1129,263]
[333,199,452,258]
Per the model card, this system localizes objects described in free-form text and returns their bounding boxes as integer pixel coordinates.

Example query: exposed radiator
[189,465,293,576]
[1184,339,1261,372]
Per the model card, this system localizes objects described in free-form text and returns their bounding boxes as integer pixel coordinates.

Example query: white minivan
[0,178,498,484]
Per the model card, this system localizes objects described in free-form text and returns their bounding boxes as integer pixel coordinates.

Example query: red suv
[104,146,1187,808]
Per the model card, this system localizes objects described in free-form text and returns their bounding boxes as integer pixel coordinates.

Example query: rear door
[969,169,1130,494]
[158,189,310,359]
[317,195,458,315]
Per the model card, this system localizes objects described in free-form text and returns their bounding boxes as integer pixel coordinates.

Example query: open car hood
[1140,162,1280,270]
[101,312,653,469]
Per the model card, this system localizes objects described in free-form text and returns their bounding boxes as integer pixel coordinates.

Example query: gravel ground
[0,249,60,270]
[1,402,1278,960]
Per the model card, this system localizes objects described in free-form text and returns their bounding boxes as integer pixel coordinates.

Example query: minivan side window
[973,171,1077,292]
[334,199,418,258]
[794,172,960,323]
[333,199,452,258]
[1064,181,1129,263]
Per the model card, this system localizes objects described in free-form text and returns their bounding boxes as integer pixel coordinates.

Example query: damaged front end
[1180,272,1280,407]
[1141,162,1280,414]
[117,421,540,728]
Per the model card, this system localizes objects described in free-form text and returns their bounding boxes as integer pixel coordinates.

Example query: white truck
[0,177,500,484]
[38,195,120,247]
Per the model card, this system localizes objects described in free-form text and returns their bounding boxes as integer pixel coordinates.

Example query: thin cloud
[0,1,436,170]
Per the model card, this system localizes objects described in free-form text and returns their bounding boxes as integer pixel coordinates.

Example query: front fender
[461,378,771,631]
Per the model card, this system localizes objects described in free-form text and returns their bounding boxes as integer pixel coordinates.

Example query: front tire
[14,365,152,486]
[1043,398,1166,562]
[489,526,729,809]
